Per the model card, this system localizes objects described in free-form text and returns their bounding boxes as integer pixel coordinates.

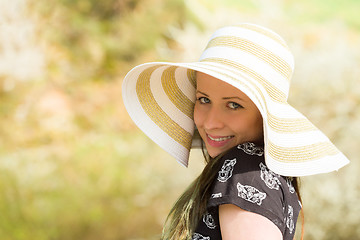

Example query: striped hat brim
[122,61,349,176]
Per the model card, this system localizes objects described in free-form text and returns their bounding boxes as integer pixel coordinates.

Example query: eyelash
[198,96,210,104]
[197,97,243,110]
[228,102,242,109]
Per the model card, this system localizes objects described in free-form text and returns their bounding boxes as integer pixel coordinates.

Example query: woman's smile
[206,134,234,147]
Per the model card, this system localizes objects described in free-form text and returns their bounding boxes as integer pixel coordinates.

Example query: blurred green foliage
[30,0,199,82]
[0,0,359,239]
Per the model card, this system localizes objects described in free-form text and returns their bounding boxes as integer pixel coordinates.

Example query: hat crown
[199,23,294,103]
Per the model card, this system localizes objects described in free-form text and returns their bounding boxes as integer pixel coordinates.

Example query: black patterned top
[192,143,302,240]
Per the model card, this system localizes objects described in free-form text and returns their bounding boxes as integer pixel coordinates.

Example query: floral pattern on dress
[211,193,222,199]
[259,162,281,190]
[286,205,295,234]
[237,142,264,156]
[203,212,216,229]
[192,233,210,240]
[217,158,236,182]
[237,182,267,205]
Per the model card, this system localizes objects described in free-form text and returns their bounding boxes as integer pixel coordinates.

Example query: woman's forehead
[196,72,250,99]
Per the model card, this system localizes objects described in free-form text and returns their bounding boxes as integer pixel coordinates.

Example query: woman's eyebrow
[196,90,208,96]
[223,96,244,101]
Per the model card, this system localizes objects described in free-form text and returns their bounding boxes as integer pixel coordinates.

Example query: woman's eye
[228,102,242,109]
[198,97,210,104]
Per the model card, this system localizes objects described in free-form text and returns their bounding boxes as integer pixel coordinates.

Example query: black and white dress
[192,143,302,240]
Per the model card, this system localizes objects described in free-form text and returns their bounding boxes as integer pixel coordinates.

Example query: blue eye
[198,97,210,104]
[228,102,242,109]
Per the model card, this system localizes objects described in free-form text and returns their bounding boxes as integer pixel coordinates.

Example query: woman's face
[194,72,263,158]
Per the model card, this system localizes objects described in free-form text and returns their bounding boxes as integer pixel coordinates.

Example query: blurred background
[0,0,359,239]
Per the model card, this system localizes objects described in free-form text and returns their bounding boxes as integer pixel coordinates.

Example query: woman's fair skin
[194,72,282,239]
[219,204,282,239]
[194,72,263,158]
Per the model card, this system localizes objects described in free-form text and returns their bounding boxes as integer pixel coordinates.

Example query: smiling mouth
[207,135,234,142]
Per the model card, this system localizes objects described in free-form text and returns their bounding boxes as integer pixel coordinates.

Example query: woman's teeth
[208,135,233,142]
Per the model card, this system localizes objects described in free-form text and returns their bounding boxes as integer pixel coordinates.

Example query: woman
[122,23,349,239]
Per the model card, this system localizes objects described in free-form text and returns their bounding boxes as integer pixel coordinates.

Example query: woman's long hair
[161,140,304,240]
[161,141,224,240]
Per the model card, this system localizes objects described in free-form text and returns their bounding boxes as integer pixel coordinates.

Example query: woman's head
[194,72,263,158]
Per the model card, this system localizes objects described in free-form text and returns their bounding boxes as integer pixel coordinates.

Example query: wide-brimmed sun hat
[122,23,349,176]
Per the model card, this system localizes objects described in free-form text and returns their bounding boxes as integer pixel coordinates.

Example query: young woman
[122,23,349,240]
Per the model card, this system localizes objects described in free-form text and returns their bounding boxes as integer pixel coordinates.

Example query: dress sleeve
[207,143,291,236]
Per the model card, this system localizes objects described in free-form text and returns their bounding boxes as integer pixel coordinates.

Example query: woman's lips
[206,134,234,147]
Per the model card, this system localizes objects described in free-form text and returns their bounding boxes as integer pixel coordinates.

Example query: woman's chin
[205,144,237,159]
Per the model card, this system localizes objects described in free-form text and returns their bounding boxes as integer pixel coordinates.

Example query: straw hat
[122,23,349,176]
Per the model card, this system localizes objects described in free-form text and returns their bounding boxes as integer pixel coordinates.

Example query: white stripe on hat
[266,152,348,177]
[267,128,331,147]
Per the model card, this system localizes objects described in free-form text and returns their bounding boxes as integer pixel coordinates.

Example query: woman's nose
[203,107,224,130]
